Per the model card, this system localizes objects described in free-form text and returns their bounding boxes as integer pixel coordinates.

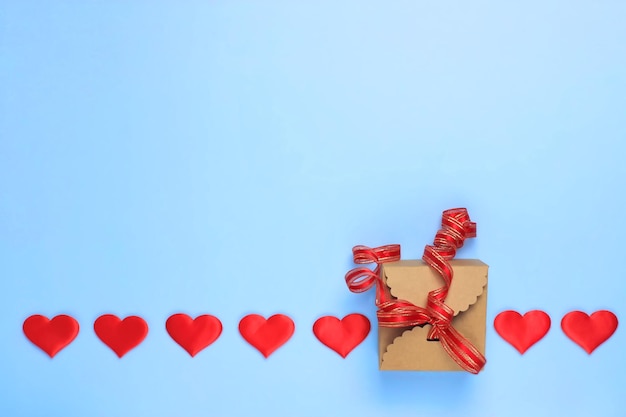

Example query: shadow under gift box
[378,259,488,371]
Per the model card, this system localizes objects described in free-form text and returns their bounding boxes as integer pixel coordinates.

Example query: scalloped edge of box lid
[383,259,488,316]
[381,325,464,370]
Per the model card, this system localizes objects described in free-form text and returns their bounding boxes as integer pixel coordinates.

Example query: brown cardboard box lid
[379,259,488,371]
[383,259,488,315]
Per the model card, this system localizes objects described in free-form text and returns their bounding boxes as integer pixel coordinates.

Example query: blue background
[1,1,625,416]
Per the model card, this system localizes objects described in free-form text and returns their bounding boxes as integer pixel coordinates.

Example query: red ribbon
[345,208,486,374]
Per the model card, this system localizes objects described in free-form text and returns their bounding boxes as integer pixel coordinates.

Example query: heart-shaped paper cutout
[239,314,294,358]
[23,315,79,358]
[313,314,370,358]
[94,314,148,358]
[166,313,222,357]
[494,310,551,354]
[561,310,618,354]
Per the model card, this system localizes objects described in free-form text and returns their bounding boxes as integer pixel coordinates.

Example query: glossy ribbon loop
[345,208,486,374]
[345,244,400,304]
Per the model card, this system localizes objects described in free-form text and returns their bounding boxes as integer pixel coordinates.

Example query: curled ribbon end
[421,208,485,374]
[465,221,477,238]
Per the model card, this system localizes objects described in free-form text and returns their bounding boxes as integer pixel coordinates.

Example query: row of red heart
[23,313,368,359]
[23,310,618,360]
[495,310,618,354]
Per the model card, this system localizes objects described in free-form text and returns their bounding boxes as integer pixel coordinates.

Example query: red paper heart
[494,310,551,354]
[239,314,294,358]
[561,310,618,354]
[313,314,370,358]
[166,313,222,357]
[94,314,148,358]
[23,315,79,358]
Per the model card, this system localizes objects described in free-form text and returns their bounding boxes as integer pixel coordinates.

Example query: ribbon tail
[437,326,486,374]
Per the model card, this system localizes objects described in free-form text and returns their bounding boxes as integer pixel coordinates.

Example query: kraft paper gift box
[378,259,488,371]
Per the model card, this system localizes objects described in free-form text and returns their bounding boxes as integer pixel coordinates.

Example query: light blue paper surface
[1,1,625,416]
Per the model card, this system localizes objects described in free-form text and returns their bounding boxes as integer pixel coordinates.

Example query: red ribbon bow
[345,208,486,374]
